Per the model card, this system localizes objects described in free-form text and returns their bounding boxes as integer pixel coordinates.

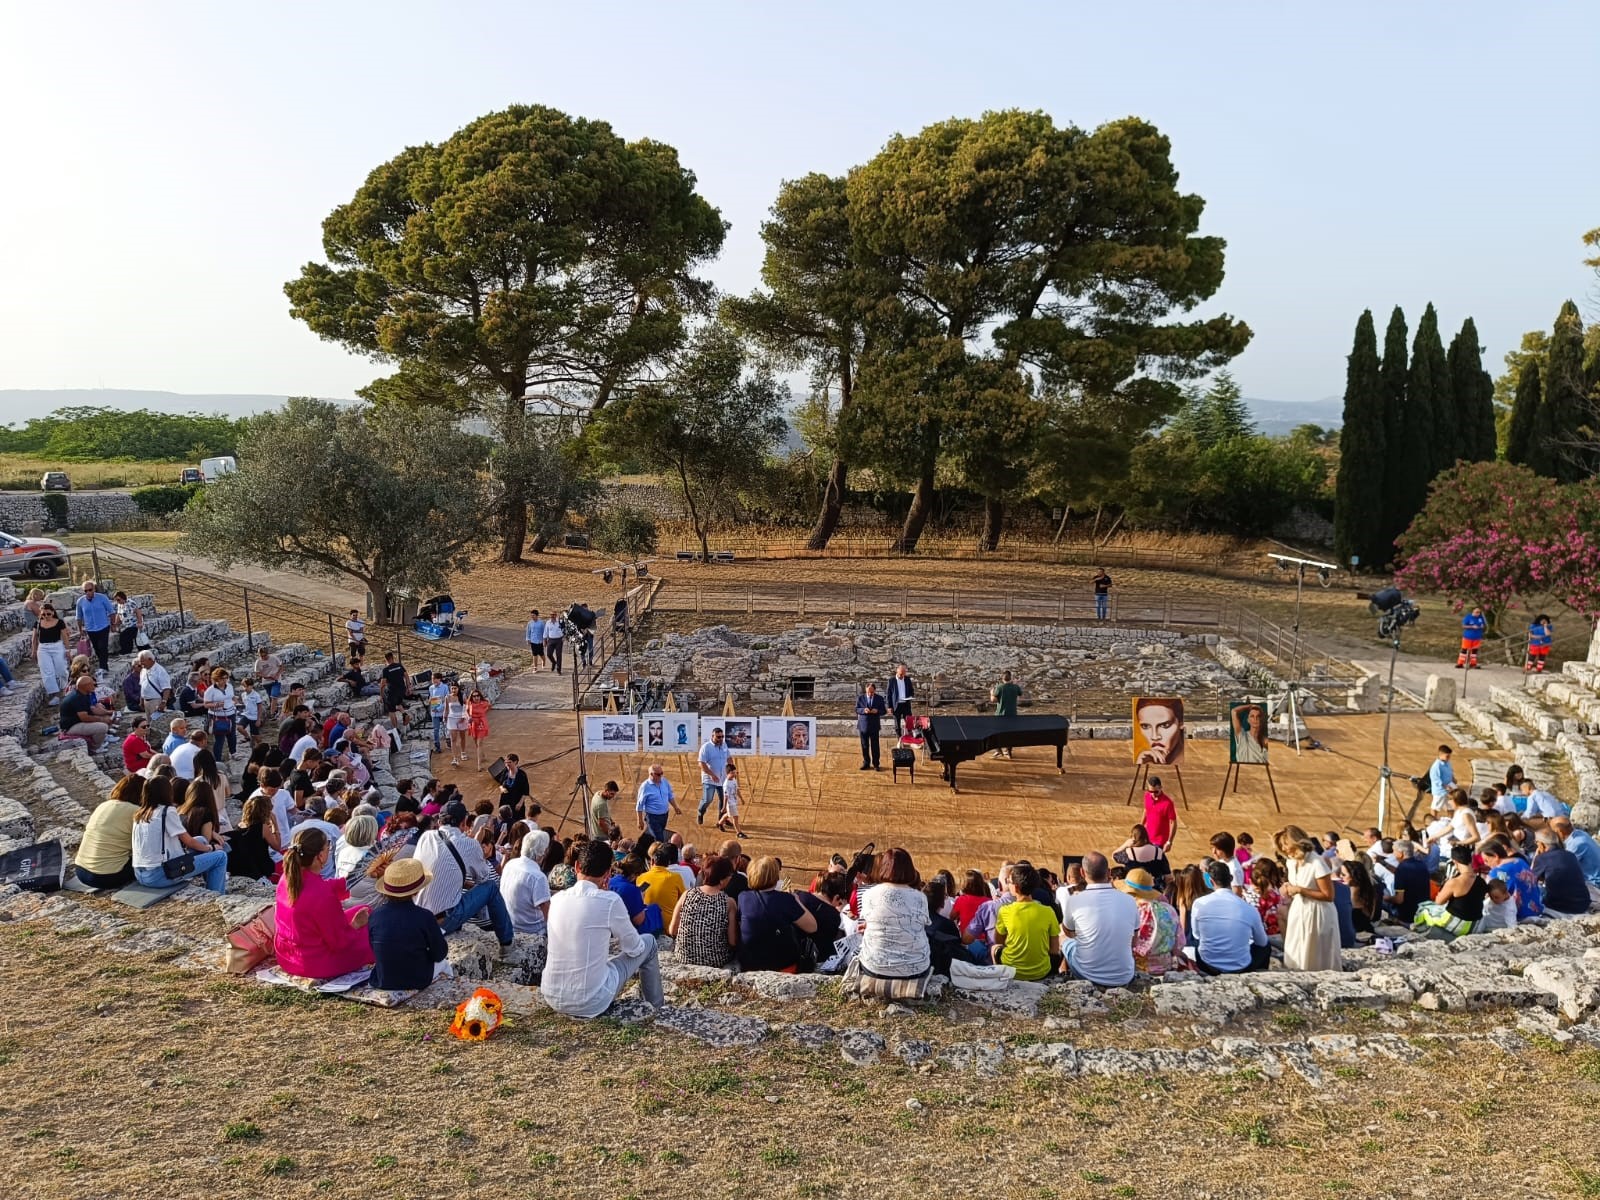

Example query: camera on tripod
[1367,586,1420,640]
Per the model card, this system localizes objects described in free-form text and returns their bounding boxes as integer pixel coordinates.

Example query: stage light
[602,569,614,584]
[1318,567,1332,588]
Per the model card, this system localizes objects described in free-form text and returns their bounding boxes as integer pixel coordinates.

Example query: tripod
[1265,553,1337,755]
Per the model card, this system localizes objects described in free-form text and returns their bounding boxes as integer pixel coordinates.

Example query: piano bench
[891,746,916,783]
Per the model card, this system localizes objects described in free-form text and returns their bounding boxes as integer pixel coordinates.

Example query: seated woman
[334,813,383,907]
[737,855,817,973]
[273,828,373,980]
[227,792,280,881]
[1118,867,1185,976]
[131,775,229,893]
[367,859,449,991]
[121,717,154,775]
[178,779,229,854]
[75,773,145,889]
[857,848,931,981]
[668,853,738,968]
[794,872,851,966]
[1413,846,1486,940]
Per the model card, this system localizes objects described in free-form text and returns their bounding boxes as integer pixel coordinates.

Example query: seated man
[1552,817,1600,892]
[1519,779,1566,829]
[1385,839,1432,925]
[544,839,664,1018]
[60,675,114,750]
[1188,861,1270,974]
[414,801,513,946]
[1059,852,1137,986]
[1531,828,1592,917]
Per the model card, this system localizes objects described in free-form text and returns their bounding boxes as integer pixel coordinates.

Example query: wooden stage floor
[446,711,1505,878]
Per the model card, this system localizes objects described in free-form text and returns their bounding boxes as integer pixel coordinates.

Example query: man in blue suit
[855,682,888,772]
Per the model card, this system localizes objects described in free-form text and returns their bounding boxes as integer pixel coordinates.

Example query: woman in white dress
[1276,824,1341,972]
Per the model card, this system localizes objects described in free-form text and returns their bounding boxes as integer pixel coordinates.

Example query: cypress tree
[1507,361,1542,468]
[1396,304,1441,531]
[1544,299,1591,482]
[1415,303,1455,476]
[1448,317,1496,462]
[1334,310,1386,568]
[1378,306,1410,555]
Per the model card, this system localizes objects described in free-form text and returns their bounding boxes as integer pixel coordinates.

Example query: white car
[0,532,69,579]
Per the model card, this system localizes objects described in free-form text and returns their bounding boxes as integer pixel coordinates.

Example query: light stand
[1375,629,1402,833]
[1266,553,1338,754]
[1366,586,1421,834]
[571,644,593,838]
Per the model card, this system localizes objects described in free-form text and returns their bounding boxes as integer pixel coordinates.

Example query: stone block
[1424,674,1456,713]
[653,1004,767,1047]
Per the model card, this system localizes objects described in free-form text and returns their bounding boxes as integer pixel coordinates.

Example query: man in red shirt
[1142,776,1178,855]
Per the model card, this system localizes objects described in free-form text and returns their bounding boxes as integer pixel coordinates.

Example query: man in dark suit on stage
[886,664,915,736]
[855,682,888,772]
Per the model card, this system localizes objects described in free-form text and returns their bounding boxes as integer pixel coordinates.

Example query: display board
[642,712,699,753]
[1228,701,1270,765]
[582,714,639,754]
[1132,697,1186,765]
[702,716,758,756]
[758,715,817,758]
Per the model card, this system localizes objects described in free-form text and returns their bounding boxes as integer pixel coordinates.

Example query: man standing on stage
[1093,567,1113,621]
[1456,606,1486,669]
[886,664,915,736]
[855,682,888,772]
[1143,776,1178,856]
[989,670,1022,758]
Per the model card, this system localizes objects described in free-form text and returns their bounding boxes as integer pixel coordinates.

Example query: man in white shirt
[500,829,553,934]
[345,610,367,658]
[138,651,172,715]
[543,614,566,675]
[414,801,513,945]
[543,840,663,1018]
[1520,779,1565,828]
[886,664,915,736]
[1060,852,1138,986]
[170,730,208,780]
[695,727,729,824]
[1189,862,1270,974]
[289,725,320,762]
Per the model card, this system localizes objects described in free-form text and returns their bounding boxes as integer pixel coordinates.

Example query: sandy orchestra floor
[425,709,1503,877]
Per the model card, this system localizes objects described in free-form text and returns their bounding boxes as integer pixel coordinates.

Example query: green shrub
[589,505,659,560]
[131,484,201,518]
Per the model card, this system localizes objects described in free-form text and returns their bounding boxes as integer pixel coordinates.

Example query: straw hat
[1115,868,1163,901]
[376,858,431,900]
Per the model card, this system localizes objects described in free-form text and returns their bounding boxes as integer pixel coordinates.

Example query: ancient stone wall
[0,491,140,532]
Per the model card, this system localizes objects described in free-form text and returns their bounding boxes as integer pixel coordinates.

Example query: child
[1480,876,1517,932]
[238,677,263,748]
[717,761,745,837]
[1236,832,1255,866]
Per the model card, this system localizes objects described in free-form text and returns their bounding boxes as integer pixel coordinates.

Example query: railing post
[90,545,101,585]
[328,613,338,662]
[242,587,254,651]
[173,562,185,629]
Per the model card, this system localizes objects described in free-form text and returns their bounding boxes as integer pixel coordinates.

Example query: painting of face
[1133,698,1185,766]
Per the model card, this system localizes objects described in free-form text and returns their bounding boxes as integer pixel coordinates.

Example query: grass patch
[1271,1009,1308,1030]
[760,1146,801,1167]
[262,1155,294,1176]
[1226,1114,1273,1147]
[222,1120,263,1141]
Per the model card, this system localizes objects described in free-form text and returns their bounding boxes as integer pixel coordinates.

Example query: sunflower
[450,987,504,1041]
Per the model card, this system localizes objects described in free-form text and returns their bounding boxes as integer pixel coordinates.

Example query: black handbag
[162,851,197,880]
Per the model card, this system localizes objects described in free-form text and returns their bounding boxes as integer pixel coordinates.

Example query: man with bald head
[1552,817,1600,892]
[1059,851,1138,986]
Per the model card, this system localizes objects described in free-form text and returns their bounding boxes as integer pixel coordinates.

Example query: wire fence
[87,540,504,680]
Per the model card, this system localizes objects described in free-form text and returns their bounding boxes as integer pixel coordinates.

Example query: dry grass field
[0,454,191,491]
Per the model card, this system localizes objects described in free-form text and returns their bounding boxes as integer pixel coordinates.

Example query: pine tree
[1394,306,1441,533]
[1448,317,1496,462]
[1167,370,1253,449]
[1378,306,1411,553]
[1334,310,1386,568]
[1414,303,1456,477]
[1544,300,1592,482]
[1507,361,1542,468]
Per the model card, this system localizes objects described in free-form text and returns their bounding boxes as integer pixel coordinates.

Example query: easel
[664,691,691,783]
[601,689,640,790]
[1217,760,1281,812]
[1126,762,1189,810]
[779,689,815,801]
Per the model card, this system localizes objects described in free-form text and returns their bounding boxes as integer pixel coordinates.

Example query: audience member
[273,827,373,980]
[367,859,449,990]
[857,848,931,982]
[1060,852,1137,986]
[544,840,664,1017]
[1189,861,1270,973]
[667,854,739,968]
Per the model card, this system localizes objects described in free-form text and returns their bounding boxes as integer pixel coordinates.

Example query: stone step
[1454,696,1531,751]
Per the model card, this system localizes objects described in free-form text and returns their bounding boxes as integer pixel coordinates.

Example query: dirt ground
[3,926,1598,1200]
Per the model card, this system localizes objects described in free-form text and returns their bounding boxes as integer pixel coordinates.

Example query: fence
[87,540,504,680]
[1227,607,1363,682]
[653,581,1235,628]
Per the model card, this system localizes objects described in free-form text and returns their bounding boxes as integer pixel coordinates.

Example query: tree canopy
[0,407,242,462]
[284,104,725,561]
[1334,310,1386,568]
[180,398,491,613]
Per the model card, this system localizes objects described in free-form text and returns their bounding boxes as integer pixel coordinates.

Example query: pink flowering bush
[1396,462,1600,626]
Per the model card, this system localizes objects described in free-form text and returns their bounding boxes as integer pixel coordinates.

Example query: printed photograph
[1132,697,1186,765]
[1229,701,1270,765]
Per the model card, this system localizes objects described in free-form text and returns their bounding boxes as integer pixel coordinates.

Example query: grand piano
[924,715,1069,791]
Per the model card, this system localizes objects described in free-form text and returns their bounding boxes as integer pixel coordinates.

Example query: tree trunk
[893,454,937,554]
[807,458,847,550]
[980,496,1005,551]
[529,530,551,554]
[494,393,528,563]
[678,463,710,563]
[805,352,853,551]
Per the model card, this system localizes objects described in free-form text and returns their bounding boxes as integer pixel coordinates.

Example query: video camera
[1366,586,1420,640]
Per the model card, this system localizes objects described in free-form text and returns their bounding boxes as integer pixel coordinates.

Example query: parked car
[178,468,203,485]
[0,531,68,579]
[39,472,70,492]
[198,455,237,481]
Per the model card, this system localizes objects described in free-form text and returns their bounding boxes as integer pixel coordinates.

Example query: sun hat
[1115,868,1164,900]
[376,858,431,900]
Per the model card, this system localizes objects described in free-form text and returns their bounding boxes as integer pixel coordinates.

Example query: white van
[199,456,238,482]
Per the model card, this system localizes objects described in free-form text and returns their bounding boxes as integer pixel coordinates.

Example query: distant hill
[0,389,349,426]
[1245,396,1342,437]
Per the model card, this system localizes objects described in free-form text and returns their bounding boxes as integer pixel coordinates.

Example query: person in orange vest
[1525,614,1554,673]
[1456,607,1487,669]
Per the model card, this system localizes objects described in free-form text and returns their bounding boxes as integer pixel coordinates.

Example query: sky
[1,1,1596,408]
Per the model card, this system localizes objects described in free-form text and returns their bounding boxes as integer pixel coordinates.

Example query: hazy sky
[2,1,1595,405]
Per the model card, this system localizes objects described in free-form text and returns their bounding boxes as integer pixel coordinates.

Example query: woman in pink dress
[273,827,372,980]
[467,686,492,772]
